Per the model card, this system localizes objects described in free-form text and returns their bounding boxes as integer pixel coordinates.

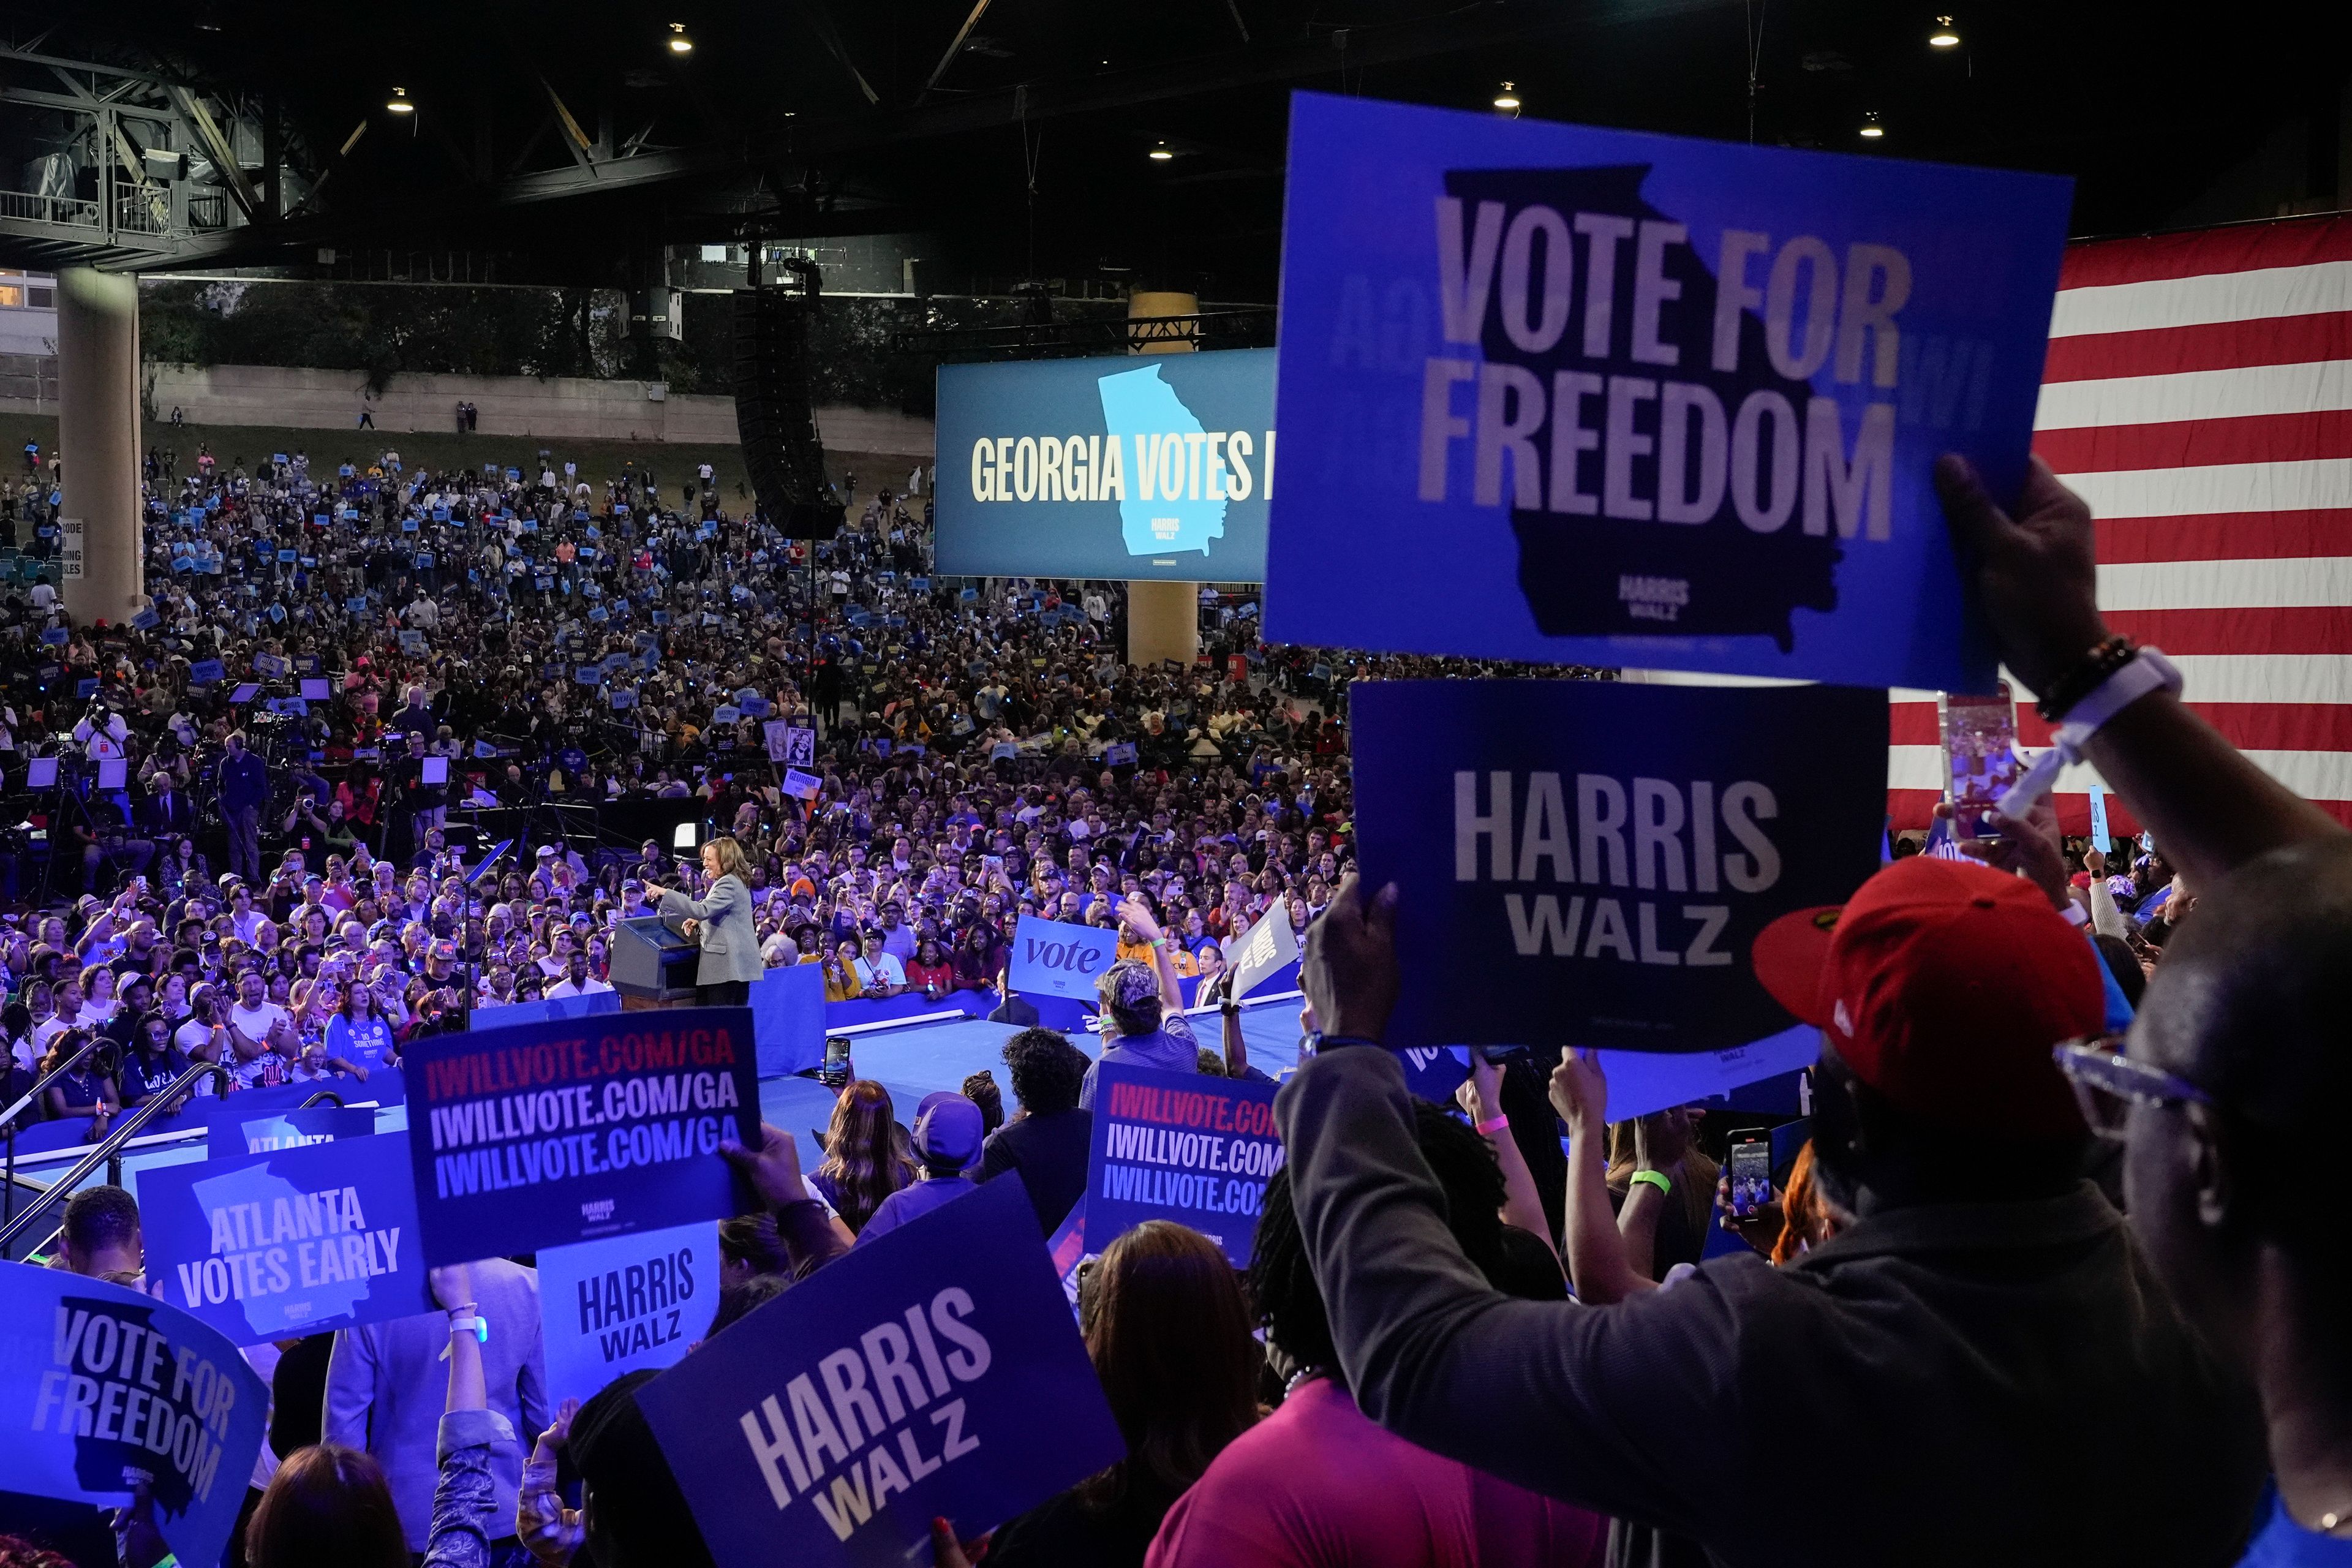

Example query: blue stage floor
[759,998,1306,1149]
[18,996,1310,1213]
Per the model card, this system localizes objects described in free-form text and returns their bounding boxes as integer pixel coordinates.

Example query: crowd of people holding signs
[3,94,2350,1568]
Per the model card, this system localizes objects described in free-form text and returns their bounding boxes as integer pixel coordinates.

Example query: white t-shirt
[546,976,613,998]
[228,1001,292,1085]
[31,1009,87,1054]
[851,953,906,990]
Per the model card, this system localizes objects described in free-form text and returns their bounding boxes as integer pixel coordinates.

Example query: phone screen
[1940,686,2018,839]
[1727,1137,1773,1219]
[824,1036,851,1068]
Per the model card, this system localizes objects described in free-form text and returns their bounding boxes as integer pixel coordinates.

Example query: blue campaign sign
[188,658,225,685]
[141,1129,432,1345]
[1006,916,1119,1001]
[0,1270,268,1568]
[1396,1045,1475,1104]
[206,1103,376,1158]
[401,1006,760,1265]
[750,961,826,1076]
[1266,92,2071,692]
[1351,679,1887,1051]
[934,348,1273,583]
[536,1221,721,1408]
[1085,1063,1284,1267]
[637,1175,1123,1568]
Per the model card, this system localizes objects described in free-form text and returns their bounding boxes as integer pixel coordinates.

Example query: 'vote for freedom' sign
[1267,92,2072,693]
[1007,914,1119,1000]
[404,1006,760,1265]
[1352,679,1888,1050]
[2,1270,268,1568]
[141,1129,432,1344]
[1086,1063,1285,1267]
[536,1221,721,1407]
[638,1175,1123,1568]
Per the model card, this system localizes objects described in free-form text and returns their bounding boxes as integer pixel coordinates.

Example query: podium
[611,916,700,1008]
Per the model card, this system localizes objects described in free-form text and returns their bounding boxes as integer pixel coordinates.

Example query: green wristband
[1629,1169,1672,1197]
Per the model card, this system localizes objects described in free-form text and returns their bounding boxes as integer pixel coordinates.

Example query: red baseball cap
[1750,856,2103,1139]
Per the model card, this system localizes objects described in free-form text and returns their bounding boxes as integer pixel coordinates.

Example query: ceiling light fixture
[1493,81,1521,115]
[667,23,694,55]
[1858,110,1884,138]
[1148,141,1174,161]
[1928,15,1961,47]
[385,87,415,114]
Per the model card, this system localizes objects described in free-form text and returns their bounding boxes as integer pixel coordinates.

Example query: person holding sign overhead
[1077,897,1196,1111]
[643,834,761,1005]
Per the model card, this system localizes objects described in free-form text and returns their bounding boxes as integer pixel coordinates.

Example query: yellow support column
[1123,290,1201,669]
[56,266,145,627]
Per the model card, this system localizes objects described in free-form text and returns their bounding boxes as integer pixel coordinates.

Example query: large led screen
[933,347,1272,582]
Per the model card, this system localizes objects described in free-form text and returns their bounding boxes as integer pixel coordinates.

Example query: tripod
[27,755,135,907]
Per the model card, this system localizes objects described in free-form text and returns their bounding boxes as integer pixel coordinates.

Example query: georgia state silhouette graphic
[1443,164,1841,650]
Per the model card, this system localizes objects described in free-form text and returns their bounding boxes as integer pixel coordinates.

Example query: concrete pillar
[1124,290,1201,669]
[56,266,144,627]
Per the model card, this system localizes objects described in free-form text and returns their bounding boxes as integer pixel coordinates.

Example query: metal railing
[0,1060,231,1261]
[2,1033,116,1239]
[114,190,168,235]
[0,189,100,229]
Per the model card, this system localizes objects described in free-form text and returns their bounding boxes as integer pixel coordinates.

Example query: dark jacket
[987,993,1040,1027]
[1273,1047,2267,1568]
[977,1107,1093,1235]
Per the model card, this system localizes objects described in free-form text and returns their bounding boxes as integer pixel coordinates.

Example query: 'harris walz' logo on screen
[1426,165,1914,649]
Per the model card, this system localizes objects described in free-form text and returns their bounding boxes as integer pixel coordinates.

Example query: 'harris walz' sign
[1268,92,2071,692]
[1351,680,1888,1051]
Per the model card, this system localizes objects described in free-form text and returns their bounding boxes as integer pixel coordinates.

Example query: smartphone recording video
[1939,686,2019,840]
[1727,1134,1773,1221]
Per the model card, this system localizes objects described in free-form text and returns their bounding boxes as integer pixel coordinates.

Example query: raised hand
[1548,1047,1609,1134]
[1932,453,2109,696]
[1300,874,1398,1044]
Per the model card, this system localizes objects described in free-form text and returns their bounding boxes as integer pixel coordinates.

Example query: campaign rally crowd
[0,431,2345,1568]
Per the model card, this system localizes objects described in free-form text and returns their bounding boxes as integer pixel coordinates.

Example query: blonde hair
[705,834,750,880]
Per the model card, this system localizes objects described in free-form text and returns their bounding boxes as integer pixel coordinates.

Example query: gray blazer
[658,873,763,986]
[322,1257,549,1551]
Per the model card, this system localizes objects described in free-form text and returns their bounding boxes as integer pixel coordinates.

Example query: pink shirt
[1147,1378,1607,1568]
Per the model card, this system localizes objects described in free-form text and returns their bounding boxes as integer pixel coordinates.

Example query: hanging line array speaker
[733,260,845,540]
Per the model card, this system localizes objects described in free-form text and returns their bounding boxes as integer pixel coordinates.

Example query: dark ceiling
[10,0,2351,300]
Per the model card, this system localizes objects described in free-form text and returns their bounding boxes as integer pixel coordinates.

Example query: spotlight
[1148,141,1174,161]
[1858,110,1884,138]
[386,87,415,114]
[1928,15,1961,47]
[667,22,694,54]
[1493,81,1521,115]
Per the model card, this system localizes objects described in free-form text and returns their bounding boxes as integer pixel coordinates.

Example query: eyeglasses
[2052,1036,2215,1142]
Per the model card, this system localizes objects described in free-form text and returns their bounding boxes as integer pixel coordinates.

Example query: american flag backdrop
[1887,213,2352,835]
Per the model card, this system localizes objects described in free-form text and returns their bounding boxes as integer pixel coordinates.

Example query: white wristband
[2053,647,2182,742]
[1997,649,2182,820]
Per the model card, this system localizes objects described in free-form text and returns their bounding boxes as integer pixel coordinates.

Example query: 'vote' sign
[1007,916,1120,1000]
